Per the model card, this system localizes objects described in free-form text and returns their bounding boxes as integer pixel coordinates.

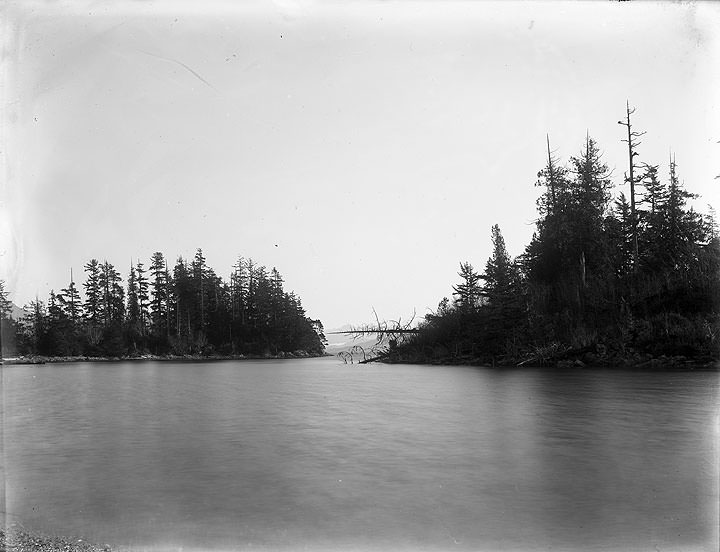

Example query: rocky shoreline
[2,351,329,365]
[379,354,720,371]
[381,342,718,370]
[0,528,111,552]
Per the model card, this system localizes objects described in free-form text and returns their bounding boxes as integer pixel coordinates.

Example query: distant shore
[2,350,329,365]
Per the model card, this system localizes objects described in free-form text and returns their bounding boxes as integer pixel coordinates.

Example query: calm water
[2,358,718,552]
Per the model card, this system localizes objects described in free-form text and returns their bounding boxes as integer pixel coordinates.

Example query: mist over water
[3,358,718,551]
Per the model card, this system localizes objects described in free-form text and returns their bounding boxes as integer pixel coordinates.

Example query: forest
[2,105,718,368]
[391,107,719,367]
[0,250,327,359]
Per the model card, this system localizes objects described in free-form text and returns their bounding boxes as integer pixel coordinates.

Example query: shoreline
[1,351,330,365]
[383,357,719,371]
[3,352,716,370]
[0,528,111,552]
[380,351,719,370]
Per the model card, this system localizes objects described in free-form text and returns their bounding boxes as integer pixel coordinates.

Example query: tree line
[398,105,719,366]
[0,249,326,358]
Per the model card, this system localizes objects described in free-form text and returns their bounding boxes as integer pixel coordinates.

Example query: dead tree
[330,309,419,363]
[618,100,646,273]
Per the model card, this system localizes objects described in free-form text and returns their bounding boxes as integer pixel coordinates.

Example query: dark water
[2,358,718,551]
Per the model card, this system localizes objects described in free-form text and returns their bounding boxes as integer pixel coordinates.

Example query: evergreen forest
[0,250,326,359]
[2,105,718,368]
[393,110,719,367]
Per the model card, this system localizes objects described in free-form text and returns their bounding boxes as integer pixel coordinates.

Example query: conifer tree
[24,298,47,354]
[453,262,481,312]
[270,267,285,324]
[100,261,124,325]
[83,259,102,325]
[173,257,193,343]
[661,155,700,269]
[150,252,170,342]
[0,280,15,356]
[0,280,12,319]
[608,193,634,278]
[567,135,613,281]
[193,249,207,333]
[482,225,521,309]
[126,264,140,330]
[525,138,572,285]
[136,261,149,335]
[59,271,83,323]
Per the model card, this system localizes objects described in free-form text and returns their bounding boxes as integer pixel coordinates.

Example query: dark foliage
[398,114,719,366]
[5,250,325,358]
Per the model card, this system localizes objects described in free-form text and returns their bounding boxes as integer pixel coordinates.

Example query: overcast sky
[2,1,719,329]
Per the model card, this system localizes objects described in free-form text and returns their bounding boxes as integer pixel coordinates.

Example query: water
[2,358,718,551]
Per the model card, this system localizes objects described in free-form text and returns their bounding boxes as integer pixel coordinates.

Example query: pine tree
[45,290,72,355]
[482,225,521,308]
[83,259,102,325]
[100,261,124,325]
[705,206,718,242]
[536,135,572,219]
[193,249,207,333]
[173,257,193,344]
[567,134,613,279]
[453,262,481,312]
[136,261,150,335]
[0,280,14,357]
[269,267,285,324]
[59,271,83,323]
[639,163,667,217]
[0,280,12,319]
[55,271,83,354]
[23,298,47,354]
[126,264,140,331]
[150,252,169,342]
[526,137,572,285]
[636,163,668,271]
[609,193,634,277]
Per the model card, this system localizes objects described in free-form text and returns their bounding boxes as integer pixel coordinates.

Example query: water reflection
[3,360,718,551]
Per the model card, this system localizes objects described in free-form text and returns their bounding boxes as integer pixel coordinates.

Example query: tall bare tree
[618,100,646,273]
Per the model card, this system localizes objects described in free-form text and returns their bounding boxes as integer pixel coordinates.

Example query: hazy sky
[2,1,719,329]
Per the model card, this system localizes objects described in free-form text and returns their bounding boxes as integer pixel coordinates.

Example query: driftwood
[333,309,417,364]
[358,351,392,364]
[517,342,570,366]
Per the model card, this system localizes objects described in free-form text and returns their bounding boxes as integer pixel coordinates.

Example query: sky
[1,0,719,329]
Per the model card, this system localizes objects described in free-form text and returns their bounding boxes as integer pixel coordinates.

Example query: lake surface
[2,358,718,551]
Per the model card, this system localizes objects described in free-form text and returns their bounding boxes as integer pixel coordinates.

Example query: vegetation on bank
[391,107,719,368]
[0,252,326,360]
[3,350,327,365]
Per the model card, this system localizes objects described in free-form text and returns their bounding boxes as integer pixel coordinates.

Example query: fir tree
[150,252,170,344]
[83,259,102,325]
[136,261,150,336]
[482,225,521,309]
[452,262,481,312]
